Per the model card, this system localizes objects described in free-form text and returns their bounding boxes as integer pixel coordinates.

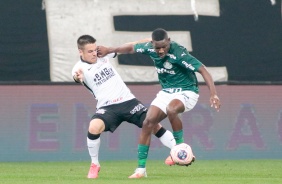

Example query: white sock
[87,137,100,166]
[159,130,176,149]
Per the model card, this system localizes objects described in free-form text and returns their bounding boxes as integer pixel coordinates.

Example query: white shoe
[128,168,147,178]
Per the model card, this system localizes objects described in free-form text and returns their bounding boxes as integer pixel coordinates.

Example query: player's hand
[97,46,108,58]
[210,94,221,112]
[75,68,84,83]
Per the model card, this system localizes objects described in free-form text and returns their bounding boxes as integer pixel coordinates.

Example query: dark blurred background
[0,0,281,82]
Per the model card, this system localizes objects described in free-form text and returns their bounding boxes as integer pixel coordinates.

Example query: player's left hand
[210,94,221,112]
[75,68,84,83]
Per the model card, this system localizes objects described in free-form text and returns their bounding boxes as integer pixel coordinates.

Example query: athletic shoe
[128,168,147,178]
[87,163,100,179]
[165,155,175,166]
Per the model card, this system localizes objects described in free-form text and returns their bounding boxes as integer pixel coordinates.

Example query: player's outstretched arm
[97,38,151,58]
[97,43,135,58]
[197,65,221,111]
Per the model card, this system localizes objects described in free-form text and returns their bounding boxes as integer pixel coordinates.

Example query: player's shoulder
[170,41,189,57]
[170,41,187,52]
[71,60,83,75]
[72,60,82,69]
[98,56,113,66]
[73,60,87,67]
[97,53,116,63]
[105,53,117,59]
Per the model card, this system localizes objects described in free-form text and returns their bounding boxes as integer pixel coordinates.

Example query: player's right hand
[210,94,221,112]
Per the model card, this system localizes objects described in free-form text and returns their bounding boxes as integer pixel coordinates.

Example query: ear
[78,49,83,56]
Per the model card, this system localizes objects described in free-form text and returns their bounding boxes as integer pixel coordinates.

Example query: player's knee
[143,117,157,129]
[166,107,178,117]
[89,119,105,134]
[167,104,184,117]
[88,126,101,134]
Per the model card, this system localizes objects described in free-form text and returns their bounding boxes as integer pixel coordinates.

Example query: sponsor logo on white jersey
[105,97,123,106]
[93,67,115,86]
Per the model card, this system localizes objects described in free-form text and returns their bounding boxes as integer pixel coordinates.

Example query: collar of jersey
[80,57,93,64]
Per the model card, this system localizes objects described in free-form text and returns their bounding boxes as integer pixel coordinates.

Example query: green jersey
[134,41,203,93]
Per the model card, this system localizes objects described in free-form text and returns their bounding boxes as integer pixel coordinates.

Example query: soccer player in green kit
[97,28,221,178]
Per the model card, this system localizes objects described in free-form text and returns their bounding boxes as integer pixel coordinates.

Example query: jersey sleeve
[176,47,203,72]
[72,62,78,76]
[106,52,117,58]
[133,42,150,55]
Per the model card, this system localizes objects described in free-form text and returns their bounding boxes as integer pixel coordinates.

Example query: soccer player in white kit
[72,35,176,179]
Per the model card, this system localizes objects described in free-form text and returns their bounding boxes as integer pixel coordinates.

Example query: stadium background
[0,0,281,161]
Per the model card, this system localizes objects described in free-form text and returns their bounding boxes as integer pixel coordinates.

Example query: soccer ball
[170,143,195,166]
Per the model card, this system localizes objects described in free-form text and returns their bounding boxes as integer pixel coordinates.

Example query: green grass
[0,160,282,184]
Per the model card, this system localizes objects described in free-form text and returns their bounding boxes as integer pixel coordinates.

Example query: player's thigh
[174,91,199,112]
[91,107,122,133]
[146,105,167,123]
[151,91,173,114]
[122,100,166,135]
[127,107,166,129]
[151,90,199,114]
[122,99,148,128]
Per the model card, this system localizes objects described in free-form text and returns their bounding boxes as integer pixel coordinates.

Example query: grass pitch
[0,160,282,184]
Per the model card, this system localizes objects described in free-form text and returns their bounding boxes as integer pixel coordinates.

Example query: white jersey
[72,53,135,109]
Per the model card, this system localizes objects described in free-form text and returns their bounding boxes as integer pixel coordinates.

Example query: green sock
[137,144,149,168]
[173,130,184,144]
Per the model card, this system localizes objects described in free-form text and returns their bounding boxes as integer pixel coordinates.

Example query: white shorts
[151,90,199,114]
